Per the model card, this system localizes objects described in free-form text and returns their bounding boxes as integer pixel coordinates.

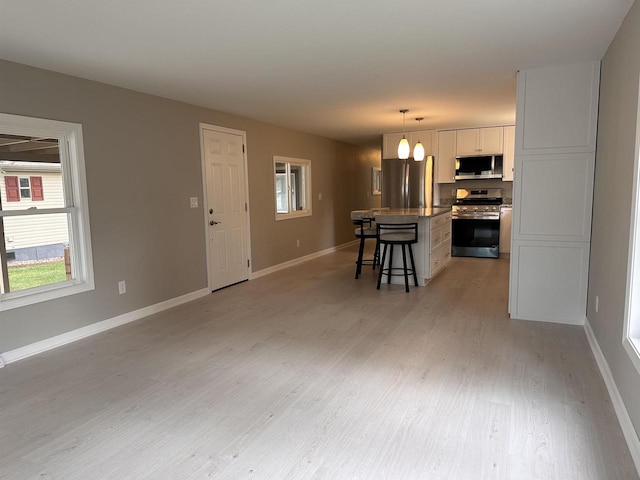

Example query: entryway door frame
[199,123,251,292]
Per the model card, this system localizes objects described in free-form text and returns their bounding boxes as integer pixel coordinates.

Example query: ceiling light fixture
[413,117,425,161]
[397,109,410,160]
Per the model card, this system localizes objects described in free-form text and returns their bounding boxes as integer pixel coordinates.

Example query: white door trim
[199,123,251,291]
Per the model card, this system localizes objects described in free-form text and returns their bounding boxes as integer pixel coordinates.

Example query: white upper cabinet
[413,130,437,158]
[456,127,504,156]
[382,131,436,159]
[436,130,457,183]
[382,132,405,159]
[502,125,515,181]
[515,61,600,155]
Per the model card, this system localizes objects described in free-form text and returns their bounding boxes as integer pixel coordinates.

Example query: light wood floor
[1,247,637,480]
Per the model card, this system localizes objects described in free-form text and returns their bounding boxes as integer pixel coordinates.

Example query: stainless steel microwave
[455,155,503,180]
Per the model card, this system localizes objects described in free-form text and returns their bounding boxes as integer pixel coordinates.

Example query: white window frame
[623,76,640,374]
[18,177,31,199]
[273,155,312,221]
[0,113,94,311]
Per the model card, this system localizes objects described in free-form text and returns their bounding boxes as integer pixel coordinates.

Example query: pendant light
[397,109,410,160]
[413,117,425,161]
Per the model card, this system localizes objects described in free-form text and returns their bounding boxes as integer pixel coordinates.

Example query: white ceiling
[0,0,633,149]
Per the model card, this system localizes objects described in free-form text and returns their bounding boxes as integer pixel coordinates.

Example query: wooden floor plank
[0,248,637,479]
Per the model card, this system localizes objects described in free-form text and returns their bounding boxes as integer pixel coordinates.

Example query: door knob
[210,220,221,225]
[209,209,214,214]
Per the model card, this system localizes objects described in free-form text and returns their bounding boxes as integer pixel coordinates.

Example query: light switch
[190,197,198,208]
[318,193,323,200]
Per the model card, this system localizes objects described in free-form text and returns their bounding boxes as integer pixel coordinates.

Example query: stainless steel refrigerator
[381,155,434,209]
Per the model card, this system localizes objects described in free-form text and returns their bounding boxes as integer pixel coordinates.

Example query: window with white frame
[273,156,311,220]
[624,76,640,373]
[19,177,31,198]
[0,113,94,311]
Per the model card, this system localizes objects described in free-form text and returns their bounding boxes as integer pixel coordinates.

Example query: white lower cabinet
[509,240,589,324]
[381,212,452,286]
[425,212,452,281]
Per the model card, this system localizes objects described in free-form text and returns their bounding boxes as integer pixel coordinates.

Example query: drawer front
[430,222,451,252]
[430,243,452,277]
[431,225,443,250]
[431,212,451,230]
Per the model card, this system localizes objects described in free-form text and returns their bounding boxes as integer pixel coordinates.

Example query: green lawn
[8,262,67,291]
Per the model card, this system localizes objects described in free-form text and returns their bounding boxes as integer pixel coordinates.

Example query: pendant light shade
[397,109,410,160]
[398,136,410,159]
[413,117,425,161]
[413,141,425,161]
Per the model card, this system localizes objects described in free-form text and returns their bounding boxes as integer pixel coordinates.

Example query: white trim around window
[0,113,94,311]
[273,155,312,221]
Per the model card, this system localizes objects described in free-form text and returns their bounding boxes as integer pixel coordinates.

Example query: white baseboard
[0,287,210,366]
[584,318,640,475]
[250,240,358,280]
[511,313,585,326]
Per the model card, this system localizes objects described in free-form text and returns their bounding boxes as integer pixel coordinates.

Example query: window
[19,177,30,198]
[0,113,94,311]
[273,156,311,220]
[4,176,44,201]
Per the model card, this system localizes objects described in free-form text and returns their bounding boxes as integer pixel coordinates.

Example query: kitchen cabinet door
[412,130,437,156]
[455,129,479,156]
[480,127,504,154]
[456,127,504,155]
[383,131,437,159]
[436,130,456,183]
[515,61,600,155]
[503,125,515,181]
[382,132,406,159]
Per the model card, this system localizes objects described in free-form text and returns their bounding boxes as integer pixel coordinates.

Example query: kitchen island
[366,207,452,286]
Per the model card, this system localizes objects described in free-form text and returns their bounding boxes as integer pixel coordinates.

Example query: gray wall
[0,60,380,353]
[588,0,640,437]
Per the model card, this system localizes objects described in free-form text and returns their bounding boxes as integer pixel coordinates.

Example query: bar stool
[351,210,379,279]
[376,214,419,292]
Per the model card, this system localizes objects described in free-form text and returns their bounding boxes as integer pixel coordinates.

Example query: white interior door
[202,127,249,291]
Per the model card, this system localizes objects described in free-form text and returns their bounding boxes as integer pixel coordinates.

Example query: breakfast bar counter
[373,207,452,219]
[362,207,452,286]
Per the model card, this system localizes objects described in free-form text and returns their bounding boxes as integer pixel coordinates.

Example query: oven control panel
[451,204,500,220]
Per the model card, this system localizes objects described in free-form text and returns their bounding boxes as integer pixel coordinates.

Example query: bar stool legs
[376,242,418,293]
[355,235,366,279]
[373,215,419,292]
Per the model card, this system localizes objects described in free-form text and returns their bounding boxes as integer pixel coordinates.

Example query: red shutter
[30,176,44,201]
[4,176,20,202]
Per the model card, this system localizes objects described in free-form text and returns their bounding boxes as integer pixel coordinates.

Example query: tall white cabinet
[509,61,600,324]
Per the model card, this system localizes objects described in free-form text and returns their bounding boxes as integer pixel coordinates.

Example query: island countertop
[368,207,451,218]
[352,206,452,286]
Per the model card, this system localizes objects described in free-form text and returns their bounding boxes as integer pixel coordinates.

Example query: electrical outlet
[118,280,126,295]
[190,197,198,208]
[595,295,599,313]
[296,239,300,247]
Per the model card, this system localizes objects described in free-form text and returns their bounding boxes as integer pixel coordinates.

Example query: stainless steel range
[451,188,502,258]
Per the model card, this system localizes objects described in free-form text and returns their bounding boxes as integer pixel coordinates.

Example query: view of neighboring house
[0,161,68,262]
